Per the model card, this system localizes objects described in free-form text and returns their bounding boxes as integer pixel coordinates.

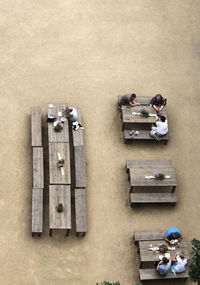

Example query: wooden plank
[130,193,177,204]
[47,103,69,143]
[32,188,43,234]
[139,269,189,281]
[134,230,166,243]
[33,147,44,188]
[124,130,169,142]
[130,167,177,187]
[49,185,71,230]
[122,105,168,124]
[127,160,172,170]
[119,96,151,106]
[74,146,86,188]
[49,143,71,185]
[31,107,42,147]
[72,107,84,146]
[75,188,87,234]
[139,240,190,263]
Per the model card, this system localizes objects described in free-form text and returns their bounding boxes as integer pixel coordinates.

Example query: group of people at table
[119,93,168,138]
[155,227,187,276]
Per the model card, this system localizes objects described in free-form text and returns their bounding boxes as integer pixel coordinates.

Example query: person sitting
[118,93,141,107]
[156,257,171,276]
[164,227,182,245]
[172,252,187,274]
[150,115,168,139]
[65,106,78,122]
[150,94,167,112]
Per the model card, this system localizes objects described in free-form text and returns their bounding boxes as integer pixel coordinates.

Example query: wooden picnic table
[129,167,177,193]
[47,103,69,143]
[138,240,190,268]
[49,185,71,236]
[122,105,167,130]
[49,142,71,185]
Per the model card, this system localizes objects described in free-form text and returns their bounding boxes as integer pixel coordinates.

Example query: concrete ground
[0,0,199,284]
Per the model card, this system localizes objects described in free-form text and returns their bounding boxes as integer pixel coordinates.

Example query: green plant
[57,203,64,213]
[54,124,63,132]
[189,239,200,284]
[154,172,165,180]
[57,159,65,169]
[96,281,120,285]
[140,109,149,117]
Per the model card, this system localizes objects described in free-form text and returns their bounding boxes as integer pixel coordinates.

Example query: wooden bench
[31,107,42,147]
[32,147,44,189]
[72,107,84,146]
[130,193,177,206]
[134,230,166,244]
[124,130,169,144]
[139,269,189,282]
[127,160,172,171]
[32,188,43,236]
[74,146,86,188]
[75,188,87,236]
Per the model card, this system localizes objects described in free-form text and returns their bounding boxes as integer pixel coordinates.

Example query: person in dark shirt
[150,94,167,112]
[118,93,141,107]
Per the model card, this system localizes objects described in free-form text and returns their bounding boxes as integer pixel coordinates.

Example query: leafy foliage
[189,239,200,284]
[54,124,63,132]
[57,203,64,213]
[140,109,149,118]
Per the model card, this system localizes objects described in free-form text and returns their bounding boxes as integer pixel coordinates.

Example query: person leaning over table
[164,227,182,245]
[172,252,187,274]
[150,114,168,138]
[156,257,171,276]
[118,93,141,107]
[65,106,78,122]
[150,94,167,112]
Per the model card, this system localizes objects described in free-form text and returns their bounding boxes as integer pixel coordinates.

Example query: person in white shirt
[150,115,168,138]
[172,252,187,273]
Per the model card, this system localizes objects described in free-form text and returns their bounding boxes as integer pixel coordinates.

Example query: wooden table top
[49,142,71,185]
[122,106,167,124]
[130,167,177,187]
[139,240,190,263]
[49,185,71,230]
[47,103,69,143]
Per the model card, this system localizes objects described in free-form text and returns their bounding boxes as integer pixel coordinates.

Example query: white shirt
[156,119,168,135]
[174,256,187,273]
[69,108,78,122]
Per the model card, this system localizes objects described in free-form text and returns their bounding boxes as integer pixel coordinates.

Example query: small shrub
[154,172,165,180]
[57,203,64,213]
[140,109,149,117]
[54,124,63,132]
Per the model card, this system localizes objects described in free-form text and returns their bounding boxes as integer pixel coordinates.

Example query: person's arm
[164,235,173,245]
[156,261,162,271]
[173,252,179,262]
[129,101,141,107]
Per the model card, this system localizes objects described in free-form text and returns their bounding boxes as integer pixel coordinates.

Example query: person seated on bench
[156,257,171,276]
[164,227,182,245]
[119,93,141,107]
[65,106,83,130]
[150,115,168,139]
[172,252,187,274]
[150,94,167,112]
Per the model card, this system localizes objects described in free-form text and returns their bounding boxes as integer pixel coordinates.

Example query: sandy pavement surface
[0,0,200,284]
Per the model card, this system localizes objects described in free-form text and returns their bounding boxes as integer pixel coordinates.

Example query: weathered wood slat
[49,142,71,185]
[33,147,44,188]
[134,230,166,243]
[72,107,84,146]
[130,193,177,204]
[49,185,71,230]
[32,188,43,234]
[74,146,86,188]
[139,269,189,281]
[124,130,169,142]
[118,96,151,106]
[31,107,42,147]
[127,160,172,170]
[47,103,69,143]
[75,188,87,235]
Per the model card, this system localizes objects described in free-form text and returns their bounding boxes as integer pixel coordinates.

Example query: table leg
[76,232,79,237]
[49,229,52,237]
[66,229,70,236]
[139,261,143,269]
[130,186,134,193]
[172,186,176,193]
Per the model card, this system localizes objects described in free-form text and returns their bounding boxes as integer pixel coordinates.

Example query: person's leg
[150,126,157,137]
